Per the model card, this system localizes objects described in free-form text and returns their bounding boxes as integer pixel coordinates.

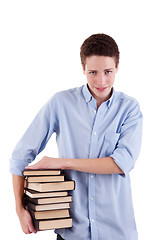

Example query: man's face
[83,55,118,105]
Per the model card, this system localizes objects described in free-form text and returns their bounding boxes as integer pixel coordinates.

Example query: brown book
[25,201,71,211]
[23,169,62,176]
[33,217,72,230]
[26,175,65,183]
[29,209,70,220]
[24,180,75,192]
[24,189,68,198]
[25,195,72,205]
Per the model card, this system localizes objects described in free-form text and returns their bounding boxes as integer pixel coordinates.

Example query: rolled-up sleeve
[110,101,143,176]
[9,96,58,176]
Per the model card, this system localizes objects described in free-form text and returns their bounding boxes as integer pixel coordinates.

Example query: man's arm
[65,157,124,174]
[25,156,124,174]
[12,174,37,234]
[10,97,59,234]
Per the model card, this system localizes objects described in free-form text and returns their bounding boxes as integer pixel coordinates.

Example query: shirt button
[91,219,95,223]
[90,197,94,200]
[94,110,96,113]
[91,175,94,178]
[94,132,96,135]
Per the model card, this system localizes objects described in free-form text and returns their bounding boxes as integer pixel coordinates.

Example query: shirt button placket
[88,109,101,240]
[88,173,98,240]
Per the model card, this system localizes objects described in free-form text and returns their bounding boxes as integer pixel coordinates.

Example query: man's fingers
[25,161,43,170]
[27,220,37,234]
[19,208,37,234]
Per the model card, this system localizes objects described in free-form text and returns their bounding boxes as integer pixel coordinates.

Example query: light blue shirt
[10,84,143,240]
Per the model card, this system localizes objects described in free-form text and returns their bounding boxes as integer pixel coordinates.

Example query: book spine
[24,196,38,205]
[32,218,39,230]
[28,209,36,219]
[25,201,36,211]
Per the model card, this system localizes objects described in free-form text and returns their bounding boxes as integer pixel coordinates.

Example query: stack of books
[23,169,75,231]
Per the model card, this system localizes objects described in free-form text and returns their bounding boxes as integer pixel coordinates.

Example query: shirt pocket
[103,131,120,156]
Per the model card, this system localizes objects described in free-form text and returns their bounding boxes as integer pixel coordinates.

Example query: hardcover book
[33,218,72,231]
[24,180,75,192]
[23,169,62,176]
[25,195,72,205]
[24,189,68,198]
[25,201,71,211]
[29,209,70,220]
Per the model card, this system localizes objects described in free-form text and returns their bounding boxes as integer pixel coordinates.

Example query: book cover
[23,169,62,176]
[24,180,75,192]
[33,217,72,230]
[26,175,65,183]
[25,201,71,211]
[25,195,72,204]
[29,209,70,220]
[24,189,68,198]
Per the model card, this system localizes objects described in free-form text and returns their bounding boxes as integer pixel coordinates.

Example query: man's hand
[12,174,37,234]
[17,207,37,234]
[25,156,65,170]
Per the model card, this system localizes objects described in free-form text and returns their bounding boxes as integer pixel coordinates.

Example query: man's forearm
[25,156,124,175]
[12,174,25,214]
[64,157,124,174]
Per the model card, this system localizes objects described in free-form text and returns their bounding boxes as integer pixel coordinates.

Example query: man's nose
[97,73,106,85]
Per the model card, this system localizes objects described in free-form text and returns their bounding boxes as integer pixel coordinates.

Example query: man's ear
[115,63,119,73]
[82,64,86,74]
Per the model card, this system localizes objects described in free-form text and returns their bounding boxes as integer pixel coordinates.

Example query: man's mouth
[95,87,108,92]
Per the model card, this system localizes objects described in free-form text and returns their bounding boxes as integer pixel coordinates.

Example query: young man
[10,33,143,240]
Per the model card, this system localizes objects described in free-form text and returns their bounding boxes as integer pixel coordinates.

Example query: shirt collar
[82,84,93,103]
[82,84,115,107]
[107,88,115,107]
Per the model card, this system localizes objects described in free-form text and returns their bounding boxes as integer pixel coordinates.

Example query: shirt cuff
[110,148,134,177]
[9,157,32,176]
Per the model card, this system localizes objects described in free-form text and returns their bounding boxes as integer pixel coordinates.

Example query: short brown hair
[80,33,120,69]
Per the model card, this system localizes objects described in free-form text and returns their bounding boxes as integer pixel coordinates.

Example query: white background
[0,0,160,239]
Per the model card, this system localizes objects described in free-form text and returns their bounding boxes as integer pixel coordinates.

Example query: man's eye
[89,71,96,75]
[105,70,112,74]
